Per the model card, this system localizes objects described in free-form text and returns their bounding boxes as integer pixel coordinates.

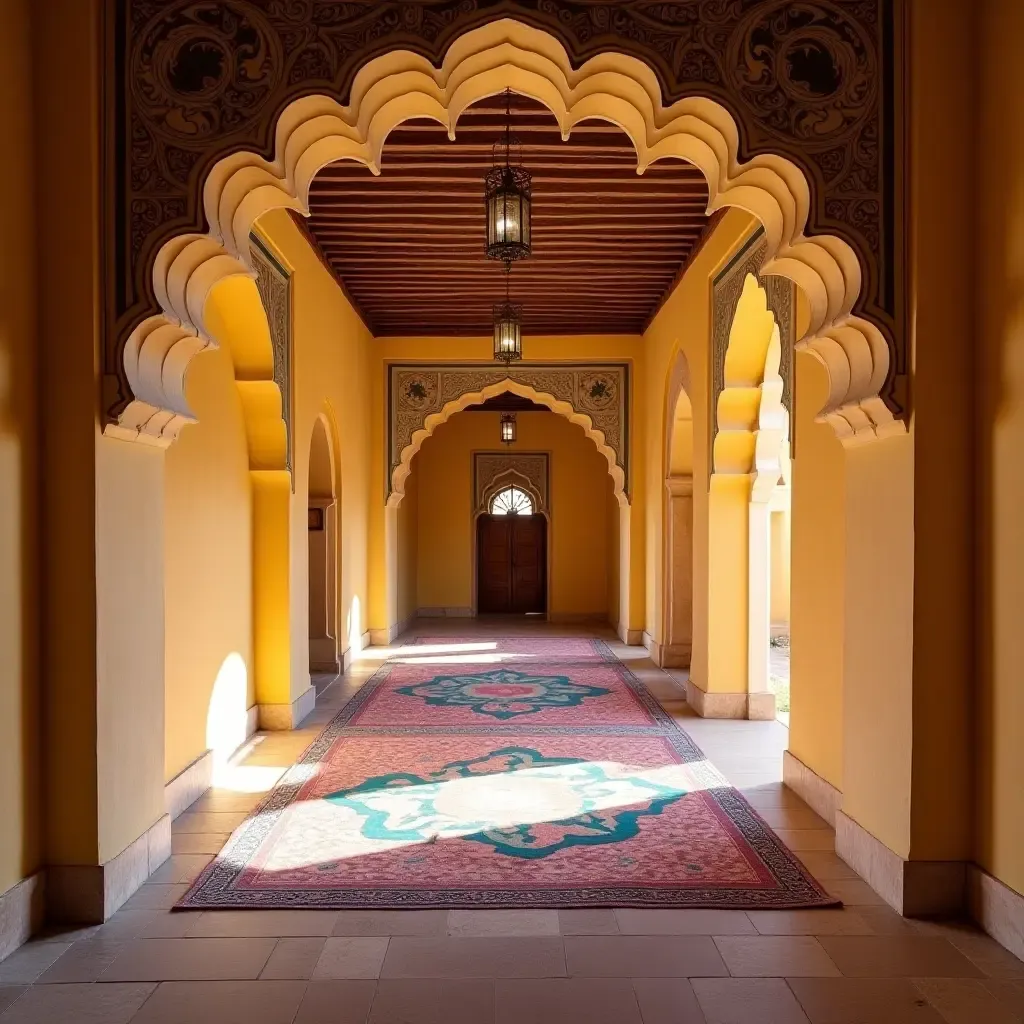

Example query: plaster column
[252,470,313,729]
[747,496,772,700]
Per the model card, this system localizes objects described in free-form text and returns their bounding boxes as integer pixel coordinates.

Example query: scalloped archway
[389,379,626,509]
[109,18,902,451]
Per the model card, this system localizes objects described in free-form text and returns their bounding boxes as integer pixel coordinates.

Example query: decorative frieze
[250,233,293,472]
[474,452,550,515]
[388,363,628,501]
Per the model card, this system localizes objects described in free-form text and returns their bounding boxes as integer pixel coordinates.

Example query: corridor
[0,626,1020,1023]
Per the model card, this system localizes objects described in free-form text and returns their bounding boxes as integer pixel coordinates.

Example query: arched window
[490,486,533,516]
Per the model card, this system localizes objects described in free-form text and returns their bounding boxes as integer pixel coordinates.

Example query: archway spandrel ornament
[108,0,902,425]
[388,363,629,502]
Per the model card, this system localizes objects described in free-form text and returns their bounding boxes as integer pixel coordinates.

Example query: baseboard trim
[416,607,473,618]
[47,813,171,924]
[164,708,258,820]
[969,864,1024,962]
[0,873,45,963]
[661,643,692,669]
[258,684,316,731]
[618,625,643,645]
[684,679,775,720]
[835,810,966,916]
[642,631,663,664]
[369,619,412,647]
[164,750,213,820]
[782,751,842,828]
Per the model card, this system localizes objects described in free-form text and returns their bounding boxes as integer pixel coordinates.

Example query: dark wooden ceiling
[305,95,711,336]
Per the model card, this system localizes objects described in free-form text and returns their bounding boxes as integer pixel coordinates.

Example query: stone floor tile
[36,938,126,983]
[171,810,248,834]
[746,911,873,936]
[793,853,858,882]
[189,909,339,937]
[95,908,199,940]
[129,980,306,1024]
[146,853,214,885]
[851,906,919,935]
[713,937,840,978]
[121,883,189,911]
[495,977,641,1024]
[821,880,887,906]
[382,937,565,979]
[986,979,1024,1017]
[312,936,390,979]
[691,978,810,1023]
[260,937,327,979]
[772,830,836,852]
[787,977,945,1023]
[448,910,560,937]
[912,921,1024,978]
[756,807,830,831]
[564,936,727,978]
[171,832,230,855]
[292,980,377,1024]
[0,986,25,1014]
[188,791,265,813]
[614,910,756,936]
[372,979,494,1023]
[557,909,619,935]
[631,978,707,1023]
[815,936,984,978]
[913,978,1022,1023]
[100,937,277,981]
[0,982,154,1024]
[0,941,71,984]
[333,910,447,937]
[33,922,101,943]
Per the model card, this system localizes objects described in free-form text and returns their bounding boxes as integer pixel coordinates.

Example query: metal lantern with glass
[486,89,531,364]
[500,411,517,445]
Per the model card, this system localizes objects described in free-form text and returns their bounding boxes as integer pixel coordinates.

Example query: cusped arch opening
[116,17,901,450]
[387,379,627,509]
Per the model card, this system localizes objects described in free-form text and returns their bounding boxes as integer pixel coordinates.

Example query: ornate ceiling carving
[107,0,903,422]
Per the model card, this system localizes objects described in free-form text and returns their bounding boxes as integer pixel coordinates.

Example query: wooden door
[477,515,546,614]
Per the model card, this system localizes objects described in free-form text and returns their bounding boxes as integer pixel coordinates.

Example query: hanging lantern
[500,412,517,446]
[493,298,522,364]
[485,90,532,264]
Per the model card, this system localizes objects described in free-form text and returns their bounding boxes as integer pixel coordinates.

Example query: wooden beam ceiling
[305,96,711,336]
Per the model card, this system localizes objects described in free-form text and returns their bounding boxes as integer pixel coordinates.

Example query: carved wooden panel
[250,233,293,472]
[106,0,904,425]
[710,227,795,472]
[474,452,550,515]
[389,362,628,499]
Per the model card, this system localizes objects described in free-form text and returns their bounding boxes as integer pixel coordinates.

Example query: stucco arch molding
[111,18,902,448]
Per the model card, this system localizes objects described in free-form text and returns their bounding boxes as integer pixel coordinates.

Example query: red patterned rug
[177,637,837,910]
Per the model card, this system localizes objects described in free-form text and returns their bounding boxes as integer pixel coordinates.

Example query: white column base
[258,684,316,731]
[782,750,842,827]
[684,679,775,720]
[835,810,965,917]
[47,814,171,924]
[0,873,45,963]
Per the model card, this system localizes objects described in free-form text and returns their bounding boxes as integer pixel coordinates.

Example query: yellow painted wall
[0,0,40,897]
[409,411,612,617]
[164,344,253,781]
[370,336,645,636]
[769,504,791,629]
[641,209,758,679]
[397,468,419,624]
[257,210,376,683]
[976,0,1024,893]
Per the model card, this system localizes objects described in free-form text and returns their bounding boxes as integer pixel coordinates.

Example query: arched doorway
[663,352,694,669]
[476,485,548,616]
[307,414,339,675]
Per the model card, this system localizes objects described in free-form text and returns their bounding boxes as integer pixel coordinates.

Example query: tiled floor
[2,623,1022,1022]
